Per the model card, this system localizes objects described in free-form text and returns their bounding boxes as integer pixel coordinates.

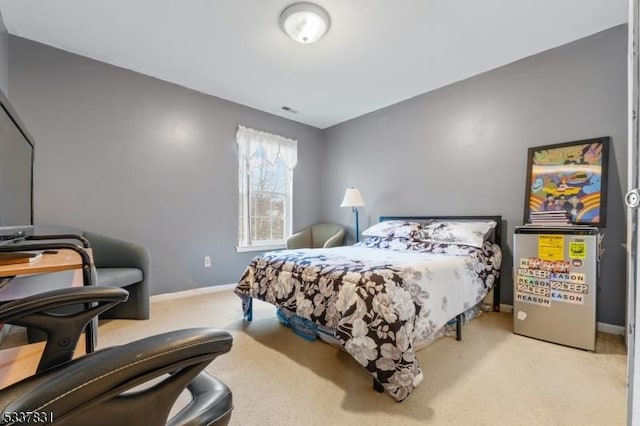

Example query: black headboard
[379,215,503,311]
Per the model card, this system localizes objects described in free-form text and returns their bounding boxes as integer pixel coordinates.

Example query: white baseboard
[596,322,625,336]
[151,283,236,302]
[500,303,513,313]
[501,303,625,336]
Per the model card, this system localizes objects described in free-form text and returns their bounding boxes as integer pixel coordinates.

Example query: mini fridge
[513,226,601,351]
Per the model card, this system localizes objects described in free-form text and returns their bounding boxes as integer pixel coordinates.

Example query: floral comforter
[235,236,501,401]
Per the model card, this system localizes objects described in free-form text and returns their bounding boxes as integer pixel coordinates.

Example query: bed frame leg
[373,378,384,393]
[493,273,501,312]
[242,297,253,321]
[456,313,463,341]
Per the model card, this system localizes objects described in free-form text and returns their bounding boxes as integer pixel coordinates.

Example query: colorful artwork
[523,137,610,226]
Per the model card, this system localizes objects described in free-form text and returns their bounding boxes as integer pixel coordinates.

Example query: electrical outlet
[204,256,212,268]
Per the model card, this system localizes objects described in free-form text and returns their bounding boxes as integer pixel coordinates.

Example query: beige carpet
[92,288,627,425]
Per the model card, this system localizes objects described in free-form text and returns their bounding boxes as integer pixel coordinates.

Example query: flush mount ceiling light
[280,2,331,44]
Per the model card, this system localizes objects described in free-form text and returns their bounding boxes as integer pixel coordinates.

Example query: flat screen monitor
[0,89,34,243]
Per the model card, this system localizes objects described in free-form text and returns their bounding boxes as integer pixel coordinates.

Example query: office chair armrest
[1,328,233,425]
[0,286,128,324]
[0,286,129,372]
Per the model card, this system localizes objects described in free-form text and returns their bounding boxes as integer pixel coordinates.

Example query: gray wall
[5,26,629,325]
[323,25,628,326]
[0,12,9,95]
[7,36,325,295]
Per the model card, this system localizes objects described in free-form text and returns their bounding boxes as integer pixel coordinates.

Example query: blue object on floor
[276,308,317,342]
[276,308,290,326]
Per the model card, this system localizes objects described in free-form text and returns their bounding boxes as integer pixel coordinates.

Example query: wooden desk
[0,247,94,389]
[0,249,91,277]
[0,337,85,388]
[0,249,92,302]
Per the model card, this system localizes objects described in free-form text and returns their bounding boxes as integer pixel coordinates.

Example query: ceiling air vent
[281,106,298,114]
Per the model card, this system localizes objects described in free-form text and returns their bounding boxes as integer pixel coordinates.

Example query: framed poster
[523,137,610,227]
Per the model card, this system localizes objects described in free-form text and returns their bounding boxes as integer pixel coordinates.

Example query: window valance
[236,125,298,170]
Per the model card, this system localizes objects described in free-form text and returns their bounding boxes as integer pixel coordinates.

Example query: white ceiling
[0,0,629,129]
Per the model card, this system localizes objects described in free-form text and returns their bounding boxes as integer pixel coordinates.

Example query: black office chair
[0,287,233,426]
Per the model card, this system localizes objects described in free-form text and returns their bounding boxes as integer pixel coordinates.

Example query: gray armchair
[286,223,345,249]
[83,231,150,320]
[24,227,150,321]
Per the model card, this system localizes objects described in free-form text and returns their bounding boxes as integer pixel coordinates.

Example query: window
[236,125,297,251]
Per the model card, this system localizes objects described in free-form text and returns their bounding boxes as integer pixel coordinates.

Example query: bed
[235,215,502,401]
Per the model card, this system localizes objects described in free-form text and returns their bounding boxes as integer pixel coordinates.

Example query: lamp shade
[340,187,365,208]
[280,2,331,44]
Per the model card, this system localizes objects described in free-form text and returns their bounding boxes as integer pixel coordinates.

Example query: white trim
[598,322,626,336]
[151,283,236,302]
[500,303,514,313]
[497,303,625,335]
[236,243,285,253]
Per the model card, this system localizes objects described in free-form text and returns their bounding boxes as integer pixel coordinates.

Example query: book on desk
[0,251,42,266]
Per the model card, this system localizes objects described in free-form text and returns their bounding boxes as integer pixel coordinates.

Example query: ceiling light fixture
[280,2,331,44]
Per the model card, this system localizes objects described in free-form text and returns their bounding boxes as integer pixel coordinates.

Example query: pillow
[362,220,422,238]
[417,221,496,248]
[392,222,423,239]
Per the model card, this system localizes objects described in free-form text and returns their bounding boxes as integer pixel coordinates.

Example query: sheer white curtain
[236,125,297,249]
[236,125,298,170]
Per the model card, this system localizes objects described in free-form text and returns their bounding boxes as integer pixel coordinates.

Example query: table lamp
[340,187,365,242]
